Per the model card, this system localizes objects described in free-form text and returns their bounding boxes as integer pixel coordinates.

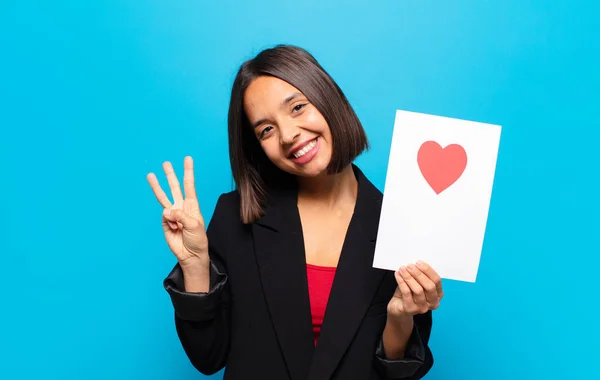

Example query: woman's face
[243,76,332,178]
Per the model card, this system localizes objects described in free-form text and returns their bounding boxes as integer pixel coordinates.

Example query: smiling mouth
[290,138,318,159]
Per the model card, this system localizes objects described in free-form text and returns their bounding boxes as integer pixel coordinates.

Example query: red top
[306,263,337,346]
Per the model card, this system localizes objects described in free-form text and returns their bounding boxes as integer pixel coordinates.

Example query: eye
[259,125,273,139]
[292,103,307,113]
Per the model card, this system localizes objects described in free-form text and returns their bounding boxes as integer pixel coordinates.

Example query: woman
[147,45,443,380]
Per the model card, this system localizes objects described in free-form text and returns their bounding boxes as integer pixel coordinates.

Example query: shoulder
[216,189,241,208]
[353,164,383,200]
[205,190,246,250]
[211,190,242,223]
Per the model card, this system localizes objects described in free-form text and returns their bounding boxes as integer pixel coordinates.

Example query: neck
[296,165,358,207]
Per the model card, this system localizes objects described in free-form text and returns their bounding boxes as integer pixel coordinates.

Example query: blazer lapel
[252,184,315,380]
[307,165,387,380]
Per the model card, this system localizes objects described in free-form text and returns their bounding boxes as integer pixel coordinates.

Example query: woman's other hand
[387,261,444,319]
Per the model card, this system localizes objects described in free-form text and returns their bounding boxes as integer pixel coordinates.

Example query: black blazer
[163,165,434,380]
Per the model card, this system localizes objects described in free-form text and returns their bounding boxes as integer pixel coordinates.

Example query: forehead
[243,76,302,115]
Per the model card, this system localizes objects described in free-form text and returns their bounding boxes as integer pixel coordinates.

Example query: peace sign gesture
[147,156,209,268]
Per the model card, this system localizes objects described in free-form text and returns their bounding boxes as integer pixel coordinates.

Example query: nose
[279,122,301,145]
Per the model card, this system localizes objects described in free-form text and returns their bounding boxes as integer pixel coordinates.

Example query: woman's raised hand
[147,156,209,269]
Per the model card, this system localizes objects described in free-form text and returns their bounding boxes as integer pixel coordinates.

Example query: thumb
[163,208,199,230]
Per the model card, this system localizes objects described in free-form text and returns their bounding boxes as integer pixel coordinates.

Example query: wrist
[180,256,211,293]
[382,314,414,360]
[387,314,414,332]
[180,256,210,277]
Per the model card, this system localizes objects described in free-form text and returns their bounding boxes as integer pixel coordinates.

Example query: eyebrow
[251,92,303,129]
[282,92,302,107]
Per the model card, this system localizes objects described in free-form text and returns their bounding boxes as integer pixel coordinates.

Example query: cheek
[259,141,283,161]
[307,112,327,132]
[304,109,329,131]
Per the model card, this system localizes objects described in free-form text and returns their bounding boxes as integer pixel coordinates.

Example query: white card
[373,110,502,282]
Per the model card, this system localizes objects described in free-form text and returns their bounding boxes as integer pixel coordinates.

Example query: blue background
[1,1,598,379]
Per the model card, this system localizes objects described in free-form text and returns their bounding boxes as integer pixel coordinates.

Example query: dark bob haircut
[228,44,369,224]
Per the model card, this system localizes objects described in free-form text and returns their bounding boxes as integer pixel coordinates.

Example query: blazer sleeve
[373,311,434,379]
[163,194,231,376]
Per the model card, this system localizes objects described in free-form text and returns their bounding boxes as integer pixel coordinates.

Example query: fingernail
[416,260,425,267]
[399,266,407,274]
[407,264,415,271]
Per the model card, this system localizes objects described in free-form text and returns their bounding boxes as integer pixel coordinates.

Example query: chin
[291,160,330,178]
[295,169,325,178]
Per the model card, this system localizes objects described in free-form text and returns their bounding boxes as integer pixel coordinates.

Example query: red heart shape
[417,141,467,194]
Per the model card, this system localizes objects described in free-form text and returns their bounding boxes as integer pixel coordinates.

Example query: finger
[183,156,197,200]
[161,214,179,231]
[395,270,413,304]
[407,264,439,305]
[416,261,444,299]
[147,173,172,208]
[164,208,198,231]
[163,161,184,202]
[400,265,427,306]
[388,290,405,316]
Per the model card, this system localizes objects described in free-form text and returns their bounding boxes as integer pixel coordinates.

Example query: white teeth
[293,139,317,158]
